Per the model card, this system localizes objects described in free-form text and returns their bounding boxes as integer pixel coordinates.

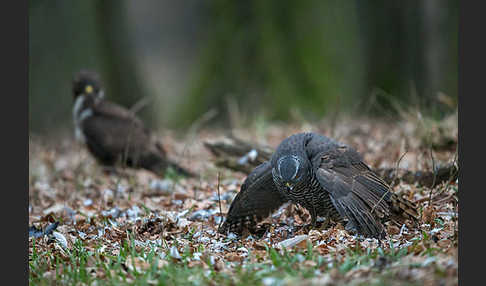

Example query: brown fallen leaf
[125,256,150,272]
[173,192,190,200]
[387,224,400,235]
[187,260,207,268]
[225,252,243,262]
[214,259,225,272]
[437,239,452,249]
[316,244,330,255]
[422,206,437,225]
[253,241,268,250]
[296,239,309,249]
[276,235,309,249]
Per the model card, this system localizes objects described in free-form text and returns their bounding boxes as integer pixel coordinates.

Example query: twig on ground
[428,148,458,202]
[217,172,223,230]
[428,148,437,207]
[391,149,409,187]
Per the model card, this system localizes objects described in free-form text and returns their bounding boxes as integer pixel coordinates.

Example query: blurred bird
[219,132,418,238]
[72,70,194,178]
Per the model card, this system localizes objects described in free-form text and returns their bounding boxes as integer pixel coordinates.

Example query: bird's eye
[85,85,93,94]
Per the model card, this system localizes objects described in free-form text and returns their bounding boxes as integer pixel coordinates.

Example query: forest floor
[29,113,458,285]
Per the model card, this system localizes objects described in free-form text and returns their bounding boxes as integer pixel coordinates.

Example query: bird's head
[72,70,103,100]
[272,154,309,192]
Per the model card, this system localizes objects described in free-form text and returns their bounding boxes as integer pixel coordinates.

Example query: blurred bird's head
[72,70,103,100]
[272,155,309,192]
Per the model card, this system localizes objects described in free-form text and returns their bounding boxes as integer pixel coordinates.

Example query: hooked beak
[285,182,293,191]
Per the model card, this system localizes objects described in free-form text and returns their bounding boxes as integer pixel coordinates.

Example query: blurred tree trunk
[94,1,155,126]
[356,1,423,112]
[420,0,458,114]
[29,0,155,133]
[29,0,105,133]
[177,0,364,128]
[356,0,458,117]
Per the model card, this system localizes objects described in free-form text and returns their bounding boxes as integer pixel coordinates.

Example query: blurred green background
[29,0,458,134]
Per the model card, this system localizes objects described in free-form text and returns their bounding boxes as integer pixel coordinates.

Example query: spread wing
[219,161,289,235]
[314,145,392,237]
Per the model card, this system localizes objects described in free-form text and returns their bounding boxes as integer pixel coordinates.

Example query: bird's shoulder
[303,135,360,167]
[89,100,151,135]
[81,100,153,143]
[93,100,145,126]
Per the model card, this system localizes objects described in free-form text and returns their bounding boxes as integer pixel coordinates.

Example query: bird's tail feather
[142,152,196,178]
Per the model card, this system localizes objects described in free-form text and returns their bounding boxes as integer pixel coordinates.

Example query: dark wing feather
[314,146,393,237]
[219,161,289,235]
[82,111,157,167]
[94,101,147,131]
